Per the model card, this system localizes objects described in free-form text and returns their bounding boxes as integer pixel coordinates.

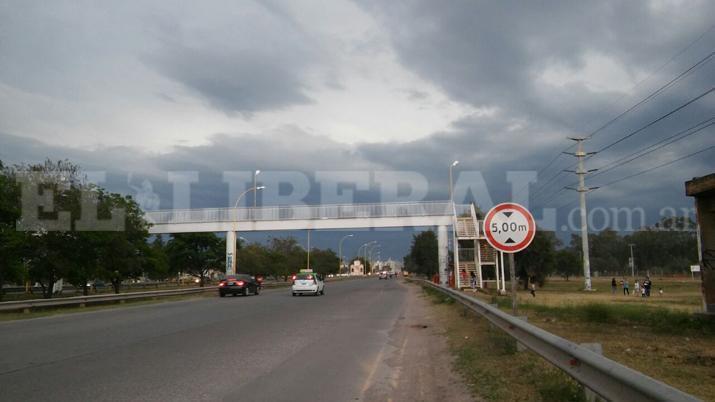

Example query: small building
[685,173,715,314]
[349,260,365,276]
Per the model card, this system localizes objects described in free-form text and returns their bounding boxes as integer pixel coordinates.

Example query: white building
[349,260,365,276]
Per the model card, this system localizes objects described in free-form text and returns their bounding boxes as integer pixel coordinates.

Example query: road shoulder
[361,280,475,402]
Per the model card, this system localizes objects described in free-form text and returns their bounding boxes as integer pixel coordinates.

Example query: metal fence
[145,201,458,225]
[0,287,217,312]
[417,280,700,402]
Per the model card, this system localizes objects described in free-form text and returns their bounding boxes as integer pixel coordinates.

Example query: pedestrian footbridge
[145,201,456,233]
[144,201,499,288]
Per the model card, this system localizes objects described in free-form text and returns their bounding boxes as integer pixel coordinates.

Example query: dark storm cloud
[147,43,314,115]
[144,2,324,115]
[357,0,715,132]
[1,0,713,250]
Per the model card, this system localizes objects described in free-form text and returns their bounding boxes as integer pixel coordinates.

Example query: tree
[166,233,224,286]
[237,243,270,276]
[0,161,22,300]
[310,248,339,275]
[144,237,170,281]
[515,231,557,288]
[14,160,86,298]
[554,249,581,281]
[268,237,306,281]
[94,192,152,293]
[406,230,438,277]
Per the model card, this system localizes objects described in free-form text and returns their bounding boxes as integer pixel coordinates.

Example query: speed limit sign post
[483,203,536,315]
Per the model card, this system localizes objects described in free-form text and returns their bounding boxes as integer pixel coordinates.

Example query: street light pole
[234,185,265,208]
[253,170,261,207]
[358,241,376,274]
[339,234,354,275]
[449,160,459,203]
[366,243,379,274]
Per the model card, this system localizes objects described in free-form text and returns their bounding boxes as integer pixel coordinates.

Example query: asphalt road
[0,278,470,402]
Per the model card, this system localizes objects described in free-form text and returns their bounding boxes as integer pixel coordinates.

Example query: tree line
[0,159,339,300]
[403,216,697,288]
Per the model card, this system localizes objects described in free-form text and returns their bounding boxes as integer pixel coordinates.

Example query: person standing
[530,283,536,298]
[644,276,652,297]
[633,280,640,296]
[611,277,617,294]
[623,278,629,296]
[469,271,477,290]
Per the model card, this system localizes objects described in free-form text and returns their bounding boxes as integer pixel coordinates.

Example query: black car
[218,274,261,297]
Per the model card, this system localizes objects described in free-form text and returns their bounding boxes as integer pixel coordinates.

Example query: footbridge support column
[226,231,236,275]
[438,225,448,286]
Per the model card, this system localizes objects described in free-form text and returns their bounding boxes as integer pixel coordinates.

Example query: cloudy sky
[1,0,713,258]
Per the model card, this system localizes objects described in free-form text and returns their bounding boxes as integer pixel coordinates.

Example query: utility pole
[564,137,598,291]
[629,243,636,277]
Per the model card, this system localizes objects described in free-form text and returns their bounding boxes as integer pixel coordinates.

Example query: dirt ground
[361,282,476,402]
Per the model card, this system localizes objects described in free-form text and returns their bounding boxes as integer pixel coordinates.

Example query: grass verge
[489,296,715,336]
[421,285,586,402]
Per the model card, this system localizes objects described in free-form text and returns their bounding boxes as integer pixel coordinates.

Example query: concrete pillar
[226,231,236,275]
[438,225,448,285]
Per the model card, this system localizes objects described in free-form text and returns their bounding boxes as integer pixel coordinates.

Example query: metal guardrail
[0,276,371,313]
[416,279,701,402]
[0,287,217,312]
[145,201,462,225]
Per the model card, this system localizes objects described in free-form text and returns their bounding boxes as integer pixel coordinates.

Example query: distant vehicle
[378,271,388,280]
[218,274,261,297]
[291,272,325,296]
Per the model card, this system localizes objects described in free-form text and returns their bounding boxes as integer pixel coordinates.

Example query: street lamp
[253,170,261,207]
[227,186,264,275]
[366,243,380,274]
[357,241,376,275]
[338,234,354,275]
[449,160,459,203]
[234,186,265,208]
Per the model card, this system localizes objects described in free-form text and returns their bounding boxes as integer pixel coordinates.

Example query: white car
[291,272,325,296]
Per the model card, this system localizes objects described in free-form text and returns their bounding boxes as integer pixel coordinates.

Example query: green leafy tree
[0,161,22,300]
[237,243,270,276]
[310,248,339,275]
[166,233,224,286]
[14,160,85,298]
[406,230,438,277]
[144,237,170,280]
[268,237,306,281]
[515,231,557,288]
[554,249,581,281]
[95,192,152,293]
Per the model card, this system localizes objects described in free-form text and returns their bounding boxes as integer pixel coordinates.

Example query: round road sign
[483,203,536,253]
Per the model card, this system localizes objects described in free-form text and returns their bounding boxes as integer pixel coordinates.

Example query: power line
[594,87,714,154]
[521,52,715,201]
[589,118,715,179]
[552,145,715,211]
[538,119,714,207]
[596,145,715,188]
